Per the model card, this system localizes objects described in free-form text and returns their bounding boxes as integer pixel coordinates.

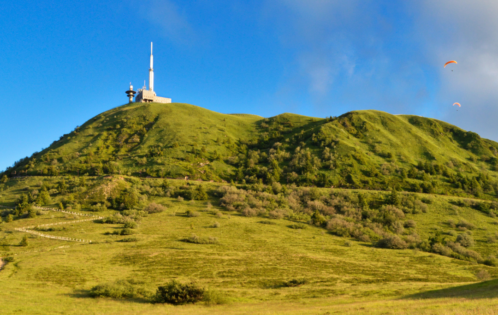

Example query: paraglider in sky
[453,102,461,107]
[444,60,457,68]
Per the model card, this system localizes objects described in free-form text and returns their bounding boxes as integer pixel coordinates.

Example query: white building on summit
[126,42,172,104]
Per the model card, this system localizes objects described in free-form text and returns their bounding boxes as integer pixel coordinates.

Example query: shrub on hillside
[391,221,405,234]
[156,280,204,305]
[272,182,282,194]
[376,235,408,249]
[456,220,475,230]
[123,221,138,229]
[484,255,498,267]
[446,242,482,261]
[101,214,125,224]
[404,220,417,229]
[186,210,200,217]
[90,203,107,212]
[432,243,453,257]
[182,234,218,244]
[268,209,285,219]
[19,235,28,247]
[326,217,355,237]
[241,206,257,217]
[120,228,135,235]
[89,280,148,299]
[456,233,474,247]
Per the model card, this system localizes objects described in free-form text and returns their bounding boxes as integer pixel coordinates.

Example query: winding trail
[13,206,103,243]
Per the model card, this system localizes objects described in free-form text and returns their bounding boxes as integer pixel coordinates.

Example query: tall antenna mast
[149,42,154,91]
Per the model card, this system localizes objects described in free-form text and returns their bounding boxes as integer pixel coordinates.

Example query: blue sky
[2,0,498,171]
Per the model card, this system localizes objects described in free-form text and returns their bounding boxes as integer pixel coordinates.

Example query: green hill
[2,102,498,313]
[6,103,498,200]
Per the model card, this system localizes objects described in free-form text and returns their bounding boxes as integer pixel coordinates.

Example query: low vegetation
[2,103,498,313]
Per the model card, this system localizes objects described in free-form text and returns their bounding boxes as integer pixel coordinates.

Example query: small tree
[195,185,208,201]
[1,175,8,183]
[123,188,139,209]
[37,189,51,206]
[20,235,28,247]
[5,214,13,223]
[310,210,326,227]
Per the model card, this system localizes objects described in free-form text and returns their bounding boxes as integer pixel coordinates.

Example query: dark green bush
[376,235,407,249]
[156,280,204,305]
[404,220,417,228]
[123,221,138,229]
[19,235,28,247]
[120,228,135,235]
[484,256,498,267]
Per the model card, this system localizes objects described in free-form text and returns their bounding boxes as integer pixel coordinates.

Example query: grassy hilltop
[2,102,498,314]
[7,102,498,200]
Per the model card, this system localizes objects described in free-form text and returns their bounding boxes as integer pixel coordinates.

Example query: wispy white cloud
[261,1,431,114]
[137,0,201,46]
[414,0,498,139]
[263,1,498,141]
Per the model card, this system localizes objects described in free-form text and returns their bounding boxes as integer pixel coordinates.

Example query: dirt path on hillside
[14,206,103,243]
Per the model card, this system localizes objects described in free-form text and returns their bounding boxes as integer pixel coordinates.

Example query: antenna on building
[128,42,171,103]
[149,42,154,91]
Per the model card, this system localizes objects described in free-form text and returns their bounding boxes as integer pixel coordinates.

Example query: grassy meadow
[4,102,498,313]
[2,176,498,314]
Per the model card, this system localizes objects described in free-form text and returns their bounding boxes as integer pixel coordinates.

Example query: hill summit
[6,102,498,199]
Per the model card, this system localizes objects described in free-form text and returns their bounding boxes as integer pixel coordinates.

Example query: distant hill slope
[6,102,498,199]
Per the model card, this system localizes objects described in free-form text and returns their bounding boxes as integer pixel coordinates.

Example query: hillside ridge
[4,102,498,200]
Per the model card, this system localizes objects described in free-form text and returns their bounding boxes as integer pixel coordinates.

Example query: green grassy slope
[6,104,498,201]
[3,103,498,313]
[1,177,498,314]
